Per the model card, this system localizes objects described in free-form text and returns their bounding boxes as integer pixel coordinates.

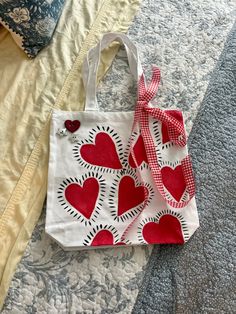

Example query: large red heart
[91,230,126,246]
[64,120,80,133]
[65,178,99,219]
[161,110,183,144]
[80,132,122,169]
[142,214,184,244]
[118,176,147,216]
[129,135,148,167]
[161,165,186,202]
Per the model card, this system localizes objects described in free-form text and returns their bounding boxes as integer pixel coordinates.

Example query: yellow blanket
[0,0,140,308]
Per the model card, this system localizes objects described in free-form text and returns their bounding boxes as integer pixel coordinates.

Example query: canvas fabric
[45,33,199,250]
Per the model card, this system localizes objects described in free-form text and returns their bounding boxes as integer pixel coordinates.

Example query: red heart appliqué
[161,110,183,144]
[91,230,114,246]
[118,176,147,216]
[161,165,186,202]
[129,135,148,167]
[80,132,122,169]
[91,230,126,246]
[142,214,184,244]
[65,120,80,133]
[65,178,99,219]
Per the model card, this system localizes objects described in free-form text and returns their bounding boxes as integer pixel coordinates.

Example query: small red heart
[80,132,122,169]
[142,214,184,244]
[118,176,147,216]
[91,230,114,246]
[90,230,126,246]
[65,178,99,219]
[161,165,186,202]
[129,135,148,167]
[64,120,80,133]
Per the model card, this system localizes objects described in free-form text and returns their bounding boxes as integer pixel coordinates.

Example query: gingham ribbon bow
[121,66,196,241]
[131,66,195,209]
[136,66,187,147]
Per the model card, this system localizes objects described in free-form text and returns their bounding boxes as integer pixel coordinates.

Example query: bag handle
[82,32,143,111]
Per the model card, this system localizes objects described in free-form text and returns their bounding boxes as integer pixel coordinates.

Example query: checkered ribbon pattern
[121,66,196,240]
[136,66,195,208]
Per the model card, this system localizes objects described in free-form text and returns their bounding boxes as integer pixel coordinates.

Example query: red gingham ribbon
[120,66,195,241]
[137,66,195,208]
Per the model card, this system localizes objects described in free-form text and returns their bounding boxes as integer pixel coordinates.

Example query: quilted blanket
[133,20,236,314]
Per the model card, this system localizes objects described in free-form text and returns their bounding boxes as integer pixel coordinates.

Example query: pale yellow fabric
[0,0,140,308]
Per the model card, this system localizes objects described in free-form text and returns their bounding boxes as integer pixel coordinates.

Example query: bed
[0,0,235,312]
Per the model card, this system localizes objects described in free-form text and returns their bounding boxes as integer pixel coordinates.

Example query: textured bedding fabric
[2,0,236,313]
[0,0,65,57]
[0,0,140,309]
[133,21,236,314]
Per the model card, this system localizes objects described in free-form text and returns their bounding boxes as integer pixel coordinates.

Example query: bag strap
[121,67,196,241]
[135,67,195,208]
[82,32,143,111]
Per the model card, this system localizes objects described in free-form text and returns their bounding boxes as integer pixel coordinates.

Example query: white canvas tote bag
[45,33,199,250]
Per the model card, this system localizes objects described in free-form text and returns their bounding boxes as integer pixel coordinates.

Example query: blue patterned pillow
[0,0,65,57]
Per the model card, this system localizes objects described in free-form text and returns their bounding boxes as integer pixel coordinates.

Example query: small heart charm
[64,120,80,133]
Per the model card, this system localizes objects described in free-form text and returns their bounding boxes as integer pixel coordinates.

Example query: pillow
[0,0,65,57]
